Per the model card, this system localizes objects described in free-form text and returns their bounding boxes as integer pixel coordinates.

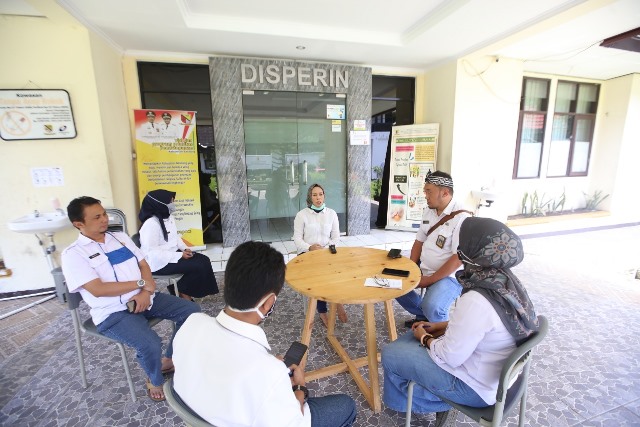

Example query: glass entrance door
[243,91,347,242]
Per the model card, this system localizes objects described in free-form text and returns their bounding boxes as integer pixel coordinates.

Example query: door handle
[290,161,295,185]
[303,160,308,185]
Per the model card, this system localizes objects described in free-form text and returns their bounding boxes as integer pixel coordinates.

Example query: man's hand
[181,249,193,259]
[129,290,152,313]
[309,244,323,251]
[289,363,306,387]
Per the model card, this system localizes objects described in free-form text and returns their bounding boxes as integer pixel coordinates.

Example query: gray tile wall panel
[209,56,372,246]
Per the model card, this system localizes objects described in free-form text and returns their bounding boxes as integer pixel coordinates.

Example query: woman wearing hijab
[293,183,347,327]
[139,189,219,301]
[381,217,539,425]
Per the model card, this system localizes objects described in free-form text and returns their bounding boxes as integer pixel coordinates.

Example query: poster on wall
[386,123,439,231]
[0,89,77,141]
[134,109,204,246]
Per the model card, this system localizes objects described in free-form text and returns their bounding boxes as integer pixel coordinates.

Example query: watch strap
[292,384,308,401]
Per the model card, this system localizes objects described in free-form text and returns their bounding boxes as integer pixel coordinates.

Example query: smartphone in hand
[283,341,308,375]
[126,300,137,313]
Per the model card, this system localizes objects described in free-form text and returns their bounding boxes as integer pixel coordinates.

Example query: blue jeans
[96,292,200,386]
[308,394,357,427]
[382,331,487,413]
[395,277,462,322]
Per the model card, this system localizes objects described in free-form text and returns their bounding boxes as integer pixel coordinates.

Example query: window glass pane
[547,115,574,176]
[142,93,213,122]
[138,63,210,93]
[372,76,414,99]
[522,79,549,112]
[570,118,593,174]
[577,84,598,114]
[515,113,545,178]
[555,82,576,113]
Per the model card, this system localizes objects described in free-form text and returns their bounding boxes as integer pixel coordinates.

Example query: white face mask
[227,293,277,323]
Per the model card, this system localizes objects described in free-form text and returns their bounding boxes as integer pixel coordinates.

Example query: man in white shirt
[61,196,200,401]
[159,112,179,139]
[172,241,357,427]
[395,171,471,325]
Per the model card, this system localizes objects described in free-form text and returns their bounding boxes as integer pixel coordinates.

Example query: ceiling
[4,0,640,80]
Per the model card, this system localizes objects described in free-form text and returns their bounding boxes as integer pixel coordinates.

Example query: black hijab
[455,217,539,345]
[138,189,176,241]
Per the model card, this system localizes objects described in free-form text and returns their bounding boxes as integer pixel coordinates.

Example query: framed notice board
[0,89,77,141]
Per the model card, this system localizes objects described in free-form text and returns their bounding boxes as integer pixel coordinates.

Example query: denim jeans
[96,292,200,386]
[381,331,487,413]
[395,276,462,322]
[308,394,357,427]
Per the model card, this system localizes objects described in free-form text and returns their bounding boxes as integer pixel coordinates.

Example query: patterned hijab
[138,189,175,241]
[455,217,539,345]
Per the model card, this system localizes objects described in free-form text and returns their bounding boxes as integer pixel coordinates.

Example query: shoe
[404,317,427,328]
[434,409,459,427]
[146,381,166,402]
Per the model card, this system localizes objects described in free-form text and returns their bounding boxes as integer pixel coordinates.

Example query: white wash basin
[7,212,72,234]
[471,189,500,202]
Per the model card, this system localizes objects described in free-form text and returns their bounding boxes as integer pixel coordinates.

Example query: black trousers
[154,252,219,298]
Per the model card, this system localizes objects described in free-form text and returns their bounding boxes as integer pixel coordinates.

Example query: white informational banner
[0,90,77,140]
[386,124,439,231]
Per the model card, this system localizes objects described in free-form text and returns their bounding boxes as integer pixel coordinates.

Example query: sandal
[146,381,165,402]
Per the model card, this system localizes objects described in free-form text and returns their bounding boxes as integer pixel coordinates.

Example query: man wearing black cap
[396,171,472,326]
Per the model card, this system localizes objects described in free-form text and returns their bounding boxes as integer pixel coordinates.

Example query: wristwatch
[136,279,146,288]
[292,385,309,402]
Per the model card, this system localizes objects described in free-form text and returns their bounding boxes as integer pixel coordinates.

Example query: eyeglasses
[373,275,391,287]
[457,250,480,267]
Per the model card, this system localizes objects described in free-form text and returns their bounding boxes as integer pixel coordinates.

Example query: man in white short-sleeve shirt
[61,196,199,402]
[173,241,357,427]
[396,171,471,325]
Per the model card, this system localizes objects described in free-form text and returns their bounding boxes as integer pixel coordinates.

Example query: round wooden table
[285,247,421,413]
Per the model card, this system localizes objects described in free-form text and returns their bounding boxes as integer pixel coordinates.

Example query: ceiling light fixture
[600,27,640,54]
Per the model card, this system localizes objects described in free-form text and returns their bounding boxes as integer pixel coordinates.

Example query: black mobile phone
[382,267,410,277]
[283,341,308,371]
[329,244,337,254]
[126,300,137,313]
[387,248,402,258]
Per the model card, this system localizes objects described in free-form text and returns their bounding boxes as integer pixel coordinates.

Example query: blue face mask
[310,203,325,212]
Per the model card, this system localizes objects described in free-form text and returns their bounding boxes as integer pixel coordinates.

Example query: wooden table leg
[364,303,382,412]
[327,302,337,336]
[300,297,317,370]
[384,300,398,341]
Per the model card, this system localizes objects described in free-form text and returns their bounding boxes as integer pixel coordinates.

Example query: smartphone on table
[381,267,410,277]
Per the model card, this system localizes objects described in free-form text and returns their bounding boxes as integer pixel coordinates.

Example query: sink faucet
[33,210,40,218]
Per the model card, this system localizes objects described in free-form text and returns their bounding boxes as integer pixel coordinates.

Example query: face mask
[148,194,176,214]
[227,293,277,323]
[310,203,325,212]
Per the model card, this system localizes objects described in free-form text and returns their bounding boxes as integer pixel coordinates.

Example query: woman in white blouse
[381,217,539,425]
[293,183,346,326]
[139,189,219,301]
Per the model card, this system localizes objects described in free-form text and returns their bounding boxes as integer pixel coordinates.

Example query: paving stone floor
[1,225,639,426]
